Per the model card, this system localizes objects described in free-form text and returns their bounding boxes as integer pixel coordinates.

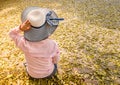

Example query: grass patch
[0,0,120,84]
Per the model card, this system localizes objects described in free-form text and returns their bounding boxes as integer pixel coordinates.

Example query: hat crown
[27,9,46,27]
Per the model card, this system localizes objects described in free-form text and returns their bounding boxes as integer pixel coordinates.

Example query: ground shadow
[28,75,63,85]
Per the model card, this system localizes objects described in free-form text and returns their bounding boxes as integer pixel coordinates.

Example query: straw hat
[21,6,62,42]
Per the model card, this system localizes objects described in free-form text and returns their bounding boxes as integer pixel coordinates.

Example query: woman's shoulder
[47,39,57,44]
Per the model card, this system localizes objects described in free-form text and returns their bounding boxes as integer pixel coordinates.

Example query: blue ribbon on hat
[46,11,64,26]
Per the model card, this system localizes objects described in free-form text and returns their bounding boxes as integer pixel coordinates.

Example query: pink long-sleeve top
[9,26,60,78]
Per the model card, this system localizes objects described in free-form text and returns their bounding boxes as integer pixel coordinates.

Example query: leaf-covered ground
[0,0,120,85]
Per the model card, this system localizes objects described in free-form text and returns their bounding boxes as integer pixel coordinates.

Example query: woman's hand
[20,20,31,31]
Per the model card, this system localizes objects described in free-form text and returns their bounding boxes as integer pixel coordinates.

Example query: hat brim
[24,22,57,42]
[21,6,58,42]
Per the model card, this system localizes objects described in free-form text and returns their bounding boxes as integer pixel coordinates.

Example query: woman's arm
[52,42,60,64]
[9,20,31,47]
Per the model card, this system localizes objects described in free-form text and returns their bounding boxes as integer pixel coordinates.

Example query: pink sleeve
[9,26,25,48]
[52,42,60,64]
